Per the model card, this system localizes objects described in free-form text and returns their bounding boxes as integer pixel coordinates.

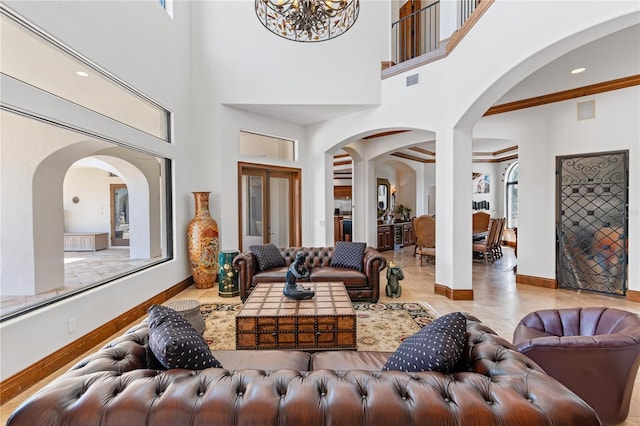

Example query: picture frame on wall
[473,173,490,194]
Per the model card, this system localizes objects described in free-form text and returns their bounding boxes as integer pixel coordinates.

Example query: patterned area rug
[200,301,438,352]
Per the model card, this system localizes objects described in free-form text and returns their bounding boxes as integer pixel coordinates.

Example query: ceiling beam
[362,130,410,140]
[409,146,435,156]
[485,74,640,116]
[390,152,435,163]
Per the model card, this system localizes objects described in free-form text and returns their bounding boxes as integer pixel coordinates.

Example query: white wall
[474,87,639,291]
[471,162,497,216]
[63,168,122,235]
[0,0,193,381]
[193,0,388,107]
[396,168,417,218]
[304,1,638,293]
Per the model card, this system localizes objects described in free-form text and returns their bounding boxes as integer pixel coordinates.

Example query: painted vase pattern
[187,192,219,288]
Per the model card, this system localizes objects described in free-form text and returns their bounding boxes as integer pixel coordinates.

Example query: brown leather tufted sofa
[233,246,386,302]
[513,307,640,425]
[8,314,601,426]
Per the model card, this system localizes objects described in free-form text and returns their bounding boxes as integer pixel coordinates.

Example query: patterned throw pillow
[249,243,286,271]
[330,241,366,271]
[382,312,467,373]
[148,305,222,370]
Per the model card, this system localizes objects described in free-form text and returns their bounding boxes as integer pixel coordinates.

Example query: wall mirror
[377,178,390,214]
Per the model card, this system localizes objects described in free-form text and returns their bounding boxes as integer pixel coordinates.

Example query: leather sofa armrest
[363,246,386,275]
[233,250,257,301]
[60,323,152,379]
[362,247,386,301]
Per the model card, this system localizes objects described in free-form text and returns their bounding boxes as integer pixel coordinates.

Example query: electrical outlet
[68,317,76,333]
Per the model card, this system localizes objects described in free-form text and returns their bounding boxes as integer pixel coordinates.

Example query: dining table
[472,231,488,241]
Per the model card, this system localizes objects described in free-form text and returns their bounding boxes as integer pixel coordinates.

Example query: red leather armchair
[513,307,640,425]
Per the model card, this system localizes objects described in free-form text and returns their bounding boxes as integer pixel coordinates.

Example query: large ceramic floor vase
[187,192,219,289]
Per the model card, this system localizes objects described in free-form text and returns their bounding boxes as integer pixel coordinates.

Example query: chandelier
[255,0,360,42]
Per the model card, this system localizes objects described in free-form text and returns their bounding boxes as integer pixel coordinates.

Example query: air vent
[577,100,595,121]
[406,73,420,87]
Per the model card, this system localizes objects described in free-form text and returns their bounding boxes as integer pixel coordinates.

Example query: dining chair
[473,218,499,263]
[492,217,506,259]
[472,211,491,235]
[412,215,436,265]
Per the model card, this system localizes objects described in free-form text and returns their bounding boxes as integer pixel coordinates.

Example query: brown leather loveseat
[233,245,386,302]
[8,314,601,426]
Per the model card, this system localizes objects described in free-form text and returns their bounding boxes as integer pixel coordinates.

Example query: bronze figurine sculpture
[385,263,404,298]
[284,251,315,300]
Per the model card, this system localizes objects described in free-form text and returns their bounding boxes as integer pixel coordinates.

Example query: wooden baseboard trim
[434,283,474,300]
[516,274,558,289]
[0,277,194,404]
[627,289,640,303]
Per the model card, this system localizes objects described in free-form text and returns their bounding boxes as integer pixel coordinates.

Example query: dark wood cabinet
[377,225,393,251]
[402,222,415,246]
[377,222,414,251]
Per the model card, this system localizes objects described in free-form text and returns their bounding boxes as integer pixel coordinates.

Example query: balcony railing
[459,0,481,26]
[390,0,483,67]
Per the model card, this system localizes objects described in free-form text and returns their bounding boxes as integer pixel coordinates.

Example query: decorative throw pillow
[330,241,366,271]
[148,305,222,370]
[249,243,286,271]
[382,312,467,373]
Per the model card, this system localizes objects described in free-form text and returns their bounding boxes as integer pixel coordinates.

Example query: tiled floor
[0,249,159,317]
[1,246,639,425]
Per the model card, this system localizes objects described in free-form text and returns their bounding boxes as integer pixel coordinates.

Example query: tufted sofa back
[280,246,334,269]
[7,315,602,426]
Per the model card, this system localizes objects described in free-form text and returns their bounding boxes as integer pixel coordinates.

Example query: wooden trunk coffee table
[236,281,356,350]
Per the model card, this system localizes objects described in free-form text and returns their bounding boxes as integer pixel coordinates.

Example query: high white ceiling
[496,24,639,105]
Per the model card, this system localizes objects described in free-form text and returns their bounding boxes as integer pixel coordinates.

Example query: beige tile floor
[0,249,160,317]
[2,246,639,425]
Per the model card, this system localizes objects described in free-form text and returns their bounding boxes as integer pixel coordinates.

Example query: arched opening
[504,161,519,229]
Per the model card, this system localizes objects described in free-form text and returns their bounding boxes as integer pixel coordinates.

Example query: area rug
[200,301,438,352]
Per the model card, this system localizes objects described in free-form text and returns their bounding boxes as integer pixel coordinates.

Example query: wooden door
[399,0,423,62]
[238,163,301,251]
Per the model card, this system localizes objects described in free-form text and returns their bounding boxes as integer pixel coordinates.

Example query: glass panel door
[239,163,301,251]
[269,174,290,247]
[241,173,266,249]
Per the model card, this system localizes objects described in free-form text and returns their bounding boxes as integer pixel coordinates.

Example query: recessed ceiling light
[571,67,586,74]
[75,71,89,77]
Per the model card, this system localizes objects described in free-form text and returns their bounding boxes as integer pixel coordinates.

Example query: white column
[414,164,426,217]
[350,157,365,244]
[435,126,473,297]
